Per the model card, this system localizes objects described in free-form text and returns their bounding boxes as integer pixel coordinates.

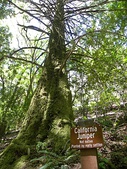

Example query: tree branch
[8,0,51,30]
[7,55,43,67]
[17,24,50,35]
[11,46,46,55]
[65,0,127,18]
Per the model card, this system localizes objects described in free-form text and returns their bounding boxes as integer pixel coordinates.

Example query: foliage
[0,60,39,130]
[0,0,13,19]
[111,150,127,169]
[0,1,14,135]
[0,1,43,131]
[1,0,127,129]
[116,114,127,126]
[1,0,127,168]
[98,153,115,169]
[98,117,113,128]
[31,145,79,169]
[66,0,127,117]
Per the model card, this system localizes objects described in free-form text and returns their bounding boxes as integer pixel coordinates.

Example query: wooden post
[80,148,99,169]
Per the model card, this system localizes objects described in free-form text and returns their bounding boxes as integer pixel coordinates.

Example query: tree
[68,1,127,117]
[1,0,127,168]
[0,0,73,168]
[0,1,13,138]
[0,1,40,134]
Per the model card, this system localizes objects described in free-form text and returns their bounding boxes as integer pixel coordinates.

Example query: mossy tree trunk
[0,0,74,168]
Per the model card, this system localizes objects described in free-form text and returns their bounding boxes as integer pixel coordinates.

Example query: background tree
[69,0,127,118]
[0,16,42,135]
[0,0,13,138]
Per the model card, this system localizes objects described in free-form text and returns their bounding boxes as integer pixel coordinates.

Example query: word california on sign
[70,122,104,149]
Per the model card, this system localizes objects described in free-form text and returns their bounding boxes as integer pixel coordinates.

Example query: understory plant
[98,153,115,169]
[30,142,79,169]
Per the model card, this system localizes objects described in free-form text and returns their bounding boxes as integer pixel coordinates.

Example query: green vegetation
[0,0,127,168]
[30,148,79,169]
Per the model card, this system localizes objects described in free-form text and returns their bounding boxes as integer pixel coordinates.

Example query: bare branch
[8,0,51,30]
[11,46,46,55]
[1,46,47,67]
[7,55,43,67]
[17,24,49,35]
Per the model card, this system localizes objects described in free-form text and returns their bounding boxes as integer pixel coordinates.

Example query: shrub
[111,151,127,169]
[98,153,115,169]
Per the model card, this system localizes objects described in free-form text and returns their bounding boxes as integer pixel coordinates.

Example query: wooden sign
[70,122,104,149]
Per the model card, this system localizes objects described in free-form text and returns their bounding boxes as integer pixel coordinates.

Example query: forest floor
[0,116,127,169]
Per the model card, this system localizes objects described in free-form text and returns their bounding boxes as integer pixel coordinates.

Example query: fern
[38,150,60,158]
[64,154,79,163]
[30,145,79,169]
[30,156,46,162]
[39,162,54,169]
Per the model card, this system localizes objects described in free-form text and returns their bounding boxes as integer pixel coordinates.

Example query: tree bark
[0,0,74,168]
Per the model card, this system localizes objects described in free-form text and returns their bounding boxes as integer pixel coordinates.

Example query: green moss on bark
[44,118,71,153]
[13,156,28,169]
[0,141,29,169]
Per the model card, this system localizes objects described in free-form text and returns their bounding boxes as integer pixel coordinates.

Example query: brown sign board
[70,122,104,149]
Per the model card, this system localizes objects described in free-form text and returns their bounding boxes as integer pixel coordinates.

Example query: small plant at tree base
[31,142,79,169]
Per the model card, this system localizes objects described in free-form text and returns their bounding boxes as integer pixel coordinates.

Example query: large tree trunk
[0,1,74,168]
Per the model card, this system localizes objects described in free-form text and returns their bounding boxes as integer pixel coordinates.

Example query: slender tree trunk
[0,1,74,168]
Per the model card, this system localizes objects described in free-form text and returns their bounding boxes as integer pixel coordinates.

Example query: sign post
[70,119,104,169]
[80,148,98,169]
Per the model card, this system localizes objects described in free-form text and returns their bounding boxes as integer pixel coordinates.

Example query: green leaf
[39,162,54,169]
